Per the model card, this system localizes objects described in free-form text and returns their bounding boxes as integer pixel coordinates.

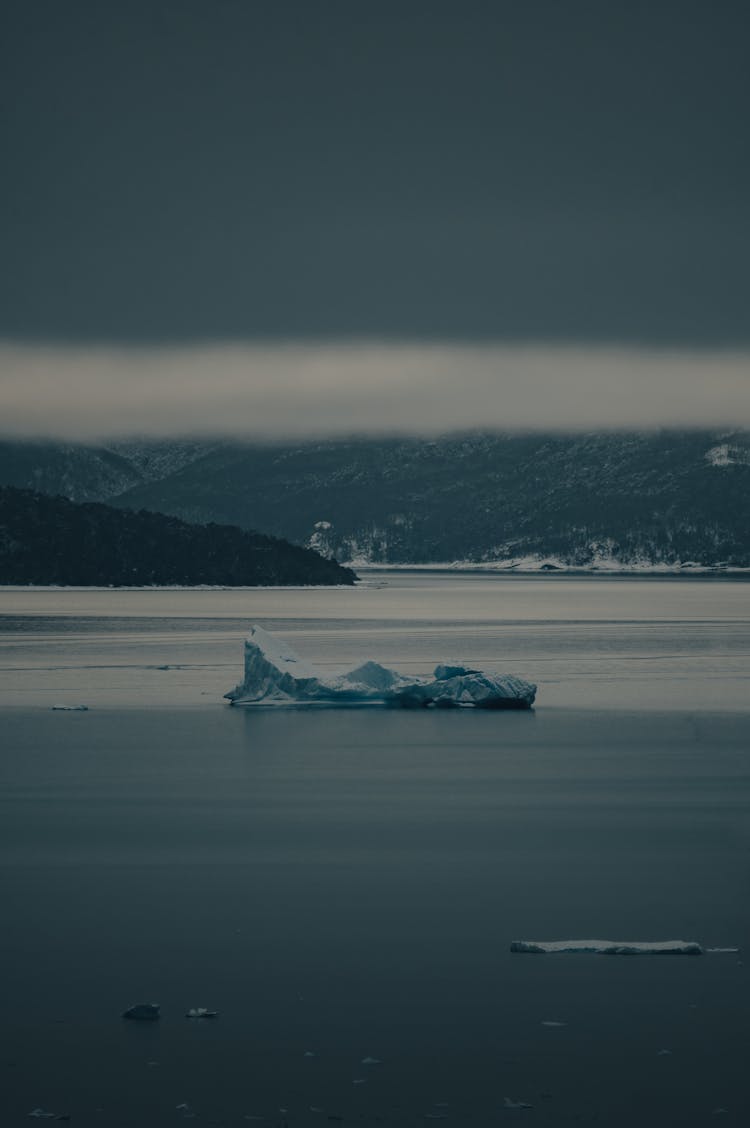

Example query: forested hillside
[1,431,749,568]
[0,488,356,586]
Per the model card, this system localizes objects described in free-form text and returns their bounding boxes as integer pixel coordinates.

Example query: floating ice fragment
[424,1116,448,1120]
[657,1049,672,1056]
[51,704,88,711]
[186,1007,219,1018]
[503,1097,533,1110]
[303,1050,317,1058]
[705,947,740,954]
[226,626,536,709]
[122,1002,160,1020]
[541,1020,567,1026]
[28,1112,56,1120]
[352,1078,367,1084]
[361,1056,382,1065]
[310,1107,324,1114]
[511,939,703,955]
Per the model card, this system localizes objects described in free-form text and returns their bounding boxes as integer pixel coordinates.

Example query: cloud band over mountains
[1,340,749,440]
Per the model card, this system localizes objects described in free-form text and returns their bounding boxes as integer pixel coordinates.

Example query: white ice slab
[510,939,704,955]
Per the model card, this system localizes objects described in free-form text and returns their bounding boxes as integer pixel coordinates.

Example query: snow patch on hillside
[705,442,750,468]
[307,519,334,557]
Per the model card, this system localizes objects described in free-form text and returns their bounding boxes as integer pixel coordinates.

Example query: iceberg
[510,939,704,955]
[225,626,536,709]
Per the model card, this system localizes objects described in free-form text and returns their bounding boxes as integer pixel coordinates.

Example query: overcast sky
[2,0,748,437]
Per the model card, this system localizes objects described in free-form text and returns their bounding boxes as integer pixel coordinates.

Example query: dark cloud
[2,1,748,345]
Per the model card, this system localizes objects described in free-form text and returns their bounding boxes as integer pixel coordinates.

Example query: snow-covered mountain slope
[105,439,218,482]
[0,439,143,501]
[3,431,749,568]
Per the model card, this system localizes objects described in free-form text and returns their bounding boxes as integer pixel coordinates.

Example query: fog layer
[1,340,748,439]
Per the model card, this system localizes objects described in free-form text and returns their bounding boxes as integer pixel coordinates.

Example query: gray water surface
[1,575,749,1126]
[1,573,749,711]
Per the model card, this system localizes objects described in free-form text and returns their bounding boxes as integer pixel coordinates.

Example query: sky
[2,0,749,437]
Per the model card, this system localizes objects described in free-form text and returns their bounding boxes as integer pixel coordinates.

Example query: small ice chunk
[185,1007,219,1018]
[122,1002,160,1020]
[657,1049,672,1056]
[503,1097,533,1110]
[303,1050,317,1058]
[541,1020,567,1026]
[511,939,703,955]
[51,704,88,711]
[28,1113,56,1120]
[352,1078,367,1084]
[361,1056,382,1065]
[705,947,740,954]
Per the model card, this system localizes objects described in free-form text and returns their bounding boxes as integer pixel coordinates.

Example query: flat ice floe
[226,626,536,709]
[511,939,705,955]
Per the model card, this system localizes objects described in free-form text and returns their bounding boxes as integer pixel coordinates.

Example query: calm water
[1,574,749,1126]
[1,572,749,711]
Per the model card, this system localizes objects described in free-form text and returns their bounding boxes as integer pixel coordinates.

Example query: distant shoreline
[2,569,750,591]
[353,563,750,577]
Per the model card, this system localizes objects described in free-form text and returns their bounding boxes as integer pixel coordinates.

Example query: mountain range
[1,431,748,569]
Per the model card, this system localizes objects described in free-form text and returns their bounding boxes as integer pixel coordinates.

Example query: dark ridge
[0,487,356,586]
